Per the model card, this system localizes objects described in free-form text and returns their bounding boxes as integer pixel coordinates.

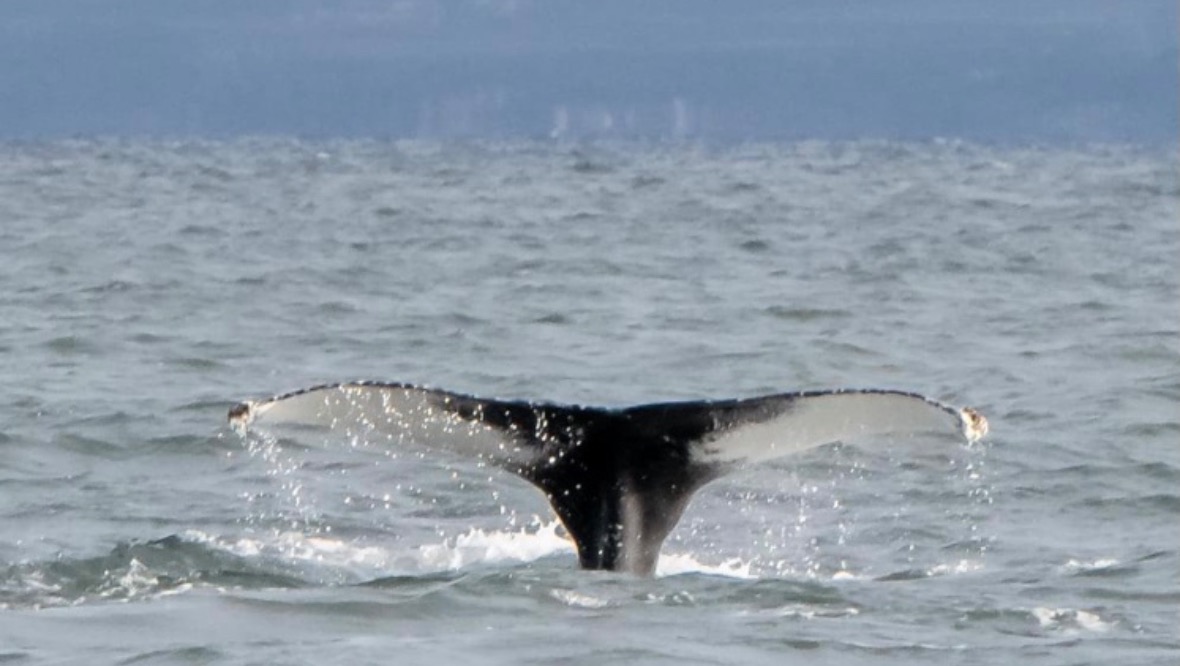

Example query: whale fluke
[228,382,987,575]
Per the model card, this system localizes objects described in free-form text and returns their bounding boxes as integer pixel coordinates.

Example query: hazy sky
[1,0,1175,142]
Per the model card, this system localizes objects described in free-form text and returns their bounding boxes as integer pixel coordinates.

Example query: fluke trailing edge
[228,382,988,575]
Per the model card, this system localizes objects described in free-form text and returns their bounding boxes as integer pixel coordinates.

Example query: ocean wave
[0,535,293,610]
[4,517,998,611]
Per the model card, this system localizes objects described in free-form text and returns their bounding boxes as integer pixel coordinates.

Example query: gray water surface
[1,140,1177,664]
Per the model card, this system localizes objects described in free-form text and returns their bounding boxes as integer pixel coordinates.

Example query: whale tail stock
[228,382,987,575]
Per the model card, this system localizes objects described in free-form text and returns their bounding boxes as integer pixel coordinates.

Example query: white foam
[92,557,194,604]
[830,570,864,581]
[926,559,984,577]
[416,519,574,571]
[1031,607,1115,634]
[185,529,393,570]
[1060,557,1119,574]
[550,588,612,609]
[183,526,912,582]
[1073,610,1115,633]
[184,519,574,578]
[655,552,755,579]
[771,604,860,620]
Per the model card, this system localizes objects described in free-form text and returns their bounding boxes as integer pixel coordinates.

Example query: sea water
[0,139,1176,664]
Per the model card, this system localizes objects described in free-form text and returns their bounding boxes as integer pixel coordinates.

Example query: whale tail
[228,382,987,575]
